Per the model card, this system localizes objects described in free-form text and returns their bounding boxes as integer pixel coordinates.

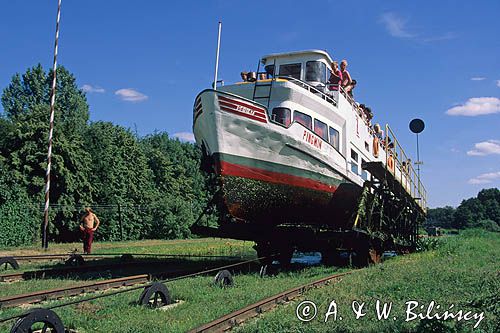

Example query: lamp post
[409,118,425,180]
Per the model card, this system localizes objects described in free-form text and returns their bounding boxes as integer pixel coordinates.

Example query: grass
[0,238,256,273]
[236,230,499,333]
[0,266,344,332]
[1,232,498,332]
[0,238,256,257]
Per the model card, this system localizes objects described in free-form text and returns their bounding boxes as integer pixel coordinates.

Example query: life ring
[373,136,379,157]
[387,154,395,173]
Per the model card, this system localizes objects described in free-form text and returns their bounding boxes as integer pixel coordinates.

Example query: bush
[475,219,500,232]
[416,237,442,252]
[0,201,39,247]
[0,165,40,247]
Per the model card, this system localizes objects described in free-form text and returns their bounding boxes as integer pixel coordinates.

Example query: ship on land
[192,50,427,266]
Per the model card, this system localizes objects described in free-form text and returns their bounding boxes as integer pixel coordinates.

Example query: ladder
[252,59,275,109]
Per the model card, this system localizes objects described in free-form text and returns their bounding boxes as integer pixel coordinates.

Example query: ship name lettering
[303,130,322,149]
[236,104,255,115]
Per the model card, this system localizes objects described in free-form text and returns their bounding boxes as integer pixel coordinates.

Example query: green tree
[452,188,500,230]
[84,121,158,240]
[1,65,92,241]
[426,206,455,228]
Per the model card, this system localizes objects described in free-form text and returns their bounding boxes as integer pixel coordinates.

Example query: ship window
[329,127,340,150]
[351,149,359,174]
[314,119,328,141]
[306,61,327,83]
[365,141,370,152]
[271,107,291,127]
[293,111,312,130]
[265,65,275,78]
[279,63,301,79]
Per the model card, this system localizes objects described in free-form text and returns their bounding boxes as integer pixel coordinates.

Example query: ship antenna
[213,21,222,90]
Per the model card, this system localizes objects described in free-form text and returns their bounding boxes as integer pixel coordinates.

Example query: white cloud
[421,32,456,43]
[379,12,414,38]
[467,140,500,156]
[173,132,195,142]
[446,97,500,116]
[81,84,105,93]
[496,80,500,87]
[470,77,486,81]
[115,88,148,102]
[468,171,500,185]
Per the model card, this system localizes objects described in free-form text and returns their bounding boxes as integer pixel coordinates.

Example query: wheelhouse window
[306,61,327,83]
[271,107,291,127]
[329,127,340,151]
[293,111,312,130]
[314,119,328,141]
[265,65,275,78]
[279,63,301,80]
[351,149,359,174]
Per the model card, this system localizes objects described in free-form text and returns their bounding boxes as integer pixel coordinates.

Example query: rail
[275,76,338,106]
[384,124,427,211]
[0,256,269,327]
[0,275,149,308]
[188,270,353,332]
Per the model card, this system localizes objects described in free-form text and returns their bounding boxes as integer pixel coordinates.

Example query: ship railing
[276,76,338,106]
[384,124,427,212]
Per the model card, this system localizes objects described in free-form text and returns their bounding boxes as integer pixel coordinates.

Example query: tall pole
[416,133,420,180]
[213,21,222,90]
[42,0,62,249]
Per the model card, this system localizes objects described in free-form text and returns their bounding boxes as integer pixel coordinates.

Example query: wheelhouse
[262,49,333,86]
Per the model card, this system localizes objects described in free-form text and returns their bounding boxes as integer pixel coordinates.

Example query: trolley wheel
[0,257,19,270]
[65,254,84,267]
[276,246,294,267]
[254,241,273,265]
[321,250,339,266]
[214,269,234,288]
[10,308,65,333]
[138,282,171,308]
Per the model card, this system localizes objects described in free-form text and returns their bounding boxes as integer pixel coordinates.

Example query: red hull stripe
[218,100,267,119]
[220,106,268,123]
[219,160,337,193]
[218,95,266,114]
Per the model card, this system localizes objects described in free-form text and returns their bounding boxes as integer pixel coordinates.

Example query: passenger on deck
[328,61,342,91]
[340,60,353,93]
[364,106,373,126]
[240,71,249,82]
[374,123,384,140]
[348,79,357,98]
[373,123,384,158]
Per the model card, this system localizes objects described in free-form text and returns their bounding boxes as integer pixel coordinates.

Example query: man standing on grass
[79,207,100,254]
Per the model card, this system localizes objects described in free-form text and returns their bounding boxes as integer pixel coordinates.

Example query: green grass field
[0,232,498,332]
[237,230,499,333]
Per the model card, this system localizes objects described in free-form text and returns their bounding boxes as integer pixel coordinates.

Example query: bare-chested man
[79,207,100,254]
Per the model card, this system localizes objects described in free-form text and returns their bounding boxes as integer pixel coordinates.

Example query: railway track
[0,258,262,309]
[8,253,244,262]
[0,256,245,282]
[0,274,149,308]
[188,270,353,333]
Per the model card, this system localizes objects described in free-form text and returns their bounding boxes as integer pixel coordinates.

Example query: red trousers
[82,228,94,254]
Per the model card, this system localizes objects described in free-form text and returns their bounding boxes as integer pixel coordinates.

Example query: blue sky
[1,0,499,207]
